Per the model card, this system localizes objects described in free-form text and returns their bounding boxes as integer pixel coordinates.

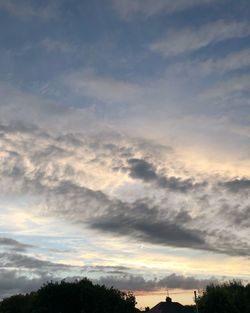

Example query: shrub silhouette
[0,278,137,313]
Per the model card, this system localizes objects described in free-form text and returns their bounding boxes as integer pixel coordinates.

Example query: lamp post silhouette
[194,291,199,313]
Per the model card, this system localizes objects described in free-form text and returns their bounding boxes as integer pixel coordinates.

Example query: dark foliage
[0,278,137,313]
[184,304,195,312]
[197,281,250,313]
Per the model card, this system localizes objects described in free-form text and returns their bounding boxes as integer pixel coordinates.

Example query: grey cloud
[127,158,195,192]
[39,175,210,253]
[97,273,219,291]
[233,206,250,227]
[90,198,250,256]
[0,269,219,299]
[89,201,207,251]
[97,275,153,292]
[173,211,192,224]
[157,274,218,290]
[0,253,72,271]
[218,202,250,229]
[0,269,55,299]
[128,158,158,181]
[1,123,250,257]
[0,238,34,252]
[209,230,250,257]
[0,250,133,277]
[221,178,250,192]
[82,265,131,275]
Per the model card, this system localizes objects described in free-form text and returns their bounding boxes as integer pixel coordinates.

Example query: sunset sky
[0,0,250,309]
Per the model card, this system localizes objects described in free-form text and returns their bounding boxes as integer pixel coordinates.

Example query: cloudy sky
[0,0,250,308]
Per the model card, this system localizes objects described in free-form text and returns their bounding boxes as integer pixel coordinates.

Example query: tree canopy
[0,278,138,313]
[197,281,250,313]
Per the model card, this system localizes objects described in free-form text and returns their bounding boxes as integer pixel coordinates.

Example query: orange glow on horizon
[135,289,196,309]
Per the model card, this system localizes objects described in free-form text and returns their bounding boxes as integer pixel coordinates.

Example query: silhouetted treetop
[0,278,138,313]
[197,281,250,313]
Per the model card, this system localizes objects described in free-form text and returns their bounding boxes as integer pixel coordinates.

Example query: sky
[0,0,250,309]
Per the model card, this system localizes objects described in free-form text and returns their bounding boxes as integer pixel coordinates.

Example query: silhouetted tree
[197,281,250,313]
[0,278,137,313]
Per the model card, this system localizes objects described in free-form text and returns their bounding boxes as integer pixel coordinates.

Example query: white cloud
[150,20,250,56]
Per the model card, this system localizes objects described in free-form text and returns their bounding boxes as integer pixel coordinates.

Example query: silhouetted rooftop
[147,298,193,313]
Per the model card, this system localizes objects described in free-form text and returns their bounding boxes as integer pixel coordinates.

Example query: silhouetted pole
[194,291,199,313]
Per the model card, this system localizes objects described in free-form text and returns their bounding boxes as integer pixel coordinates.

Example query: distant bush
[197,281,250,313]
[0,278,137,313]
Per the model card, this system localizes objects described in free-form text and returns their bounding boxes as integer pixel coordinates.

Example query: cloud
[221,178,250,192]
[0,0,58,19]
[63,70,143,104]
[127,158,195,192]
[150,20,250,57]
[97,273,219,291]
[166,48,250,79]
[0,268,219,299]
[201,74,250,100]
[82,265,131,274]
[0,250,133,278]
[112,0,217,18]
[0,238,33,252]
[40,38,76,54]
[196,48,250,74]
[0,269,55,299]
[0,253,72,271]
[90,200,207,251]
[1,122,250,257]
[233,206,250,228]
[0,124,206,253]
[0,83,100,134]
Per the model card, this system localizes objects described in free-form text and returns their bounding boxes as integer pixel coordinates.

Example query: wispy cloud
[0,0,58,19]
[63,70,143,104]
[150,20,250,57]
[112,0,218,18]
[167,48,250,77]
[0,252,71,270]
[195,48,250,73]
[201,74,250,99]
[0,238,34,252]
[40,38,76,54]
